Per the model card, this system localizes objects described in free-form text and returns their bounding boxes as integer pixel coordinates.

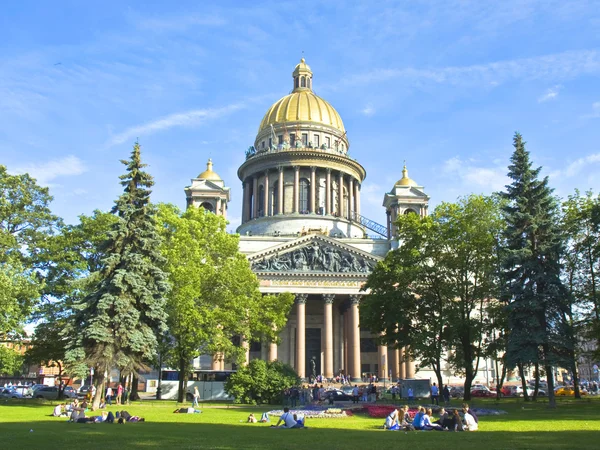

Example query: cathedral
[184,59,430,382]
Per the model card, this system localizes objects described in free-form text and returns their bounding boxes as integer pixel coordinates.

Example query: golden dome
[258,91,345,134]
[395,164,418,187]
[198,159,222,180]
[257,59,345,135]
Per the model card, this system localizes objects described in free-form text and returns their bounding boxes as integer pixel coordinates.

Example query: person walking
[193,386,200,407]
[407,387,414,403]
[116,383,123,405]
[105,386,113,406]
[443,385,450,405]
[431,382,439,405]
[352,384,359,404]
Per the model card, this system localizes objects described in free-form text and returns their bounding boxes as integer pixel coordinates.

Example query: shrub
[224,359,300,404]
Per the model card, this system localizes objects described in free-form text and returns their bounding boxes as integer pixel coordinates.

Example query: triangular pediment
[185,179,229,193]
[247,234,382,275]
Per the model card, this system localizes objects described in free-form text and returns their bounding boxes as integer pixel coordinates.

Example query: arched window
[295,78,299,89]
[258,185,265,217]
[301,76,306,88]
[299,178,310,213]
[273,183,279,214]
[307,78,311,89]
[200,202,214,212]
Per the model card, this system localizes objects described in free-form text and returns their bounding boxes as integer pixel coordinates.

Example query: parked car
[78,385,94,398]
[449,386,464,398]
[500,385,518,397]
[26,384,47,397]
[341,385,355,395]
[322,389,354,402]
[0,388,26,399]
[33,386,77,400]
[471,388,497,398]
[517,386,546,397]
[555,386,587,396]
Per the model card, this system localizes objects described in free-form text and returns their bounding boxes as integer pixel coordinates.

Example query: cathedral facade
[185,59,429,382]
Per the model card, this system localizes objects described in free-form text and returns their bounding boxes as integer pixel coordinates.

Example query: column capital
[293,165,300,172]
[349,294,362,305]
[322,294,335,304]
[326,168,332,173]
[295,293,308,304]
[310,166,317,172]
[278,166,284,173]
[264,169,269,175]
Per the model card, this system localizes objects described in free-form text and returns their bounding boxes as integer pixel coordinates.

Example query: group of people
[105,383,127,405]
[52,397,144,424]
[271,407,306,429]
[384,404,479,432]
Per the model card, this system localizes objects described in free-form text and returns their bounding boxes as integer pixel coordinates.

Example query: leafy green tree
[157,203,294,402]
[361,213,450,390]
[437,195,503,399]
[562,190,600,354]
[224,359,299,404]
[0,165,61,337]
[362,195,503,399]
[500,132,572,408]
[66,142,169,409]
[0,345,24,376]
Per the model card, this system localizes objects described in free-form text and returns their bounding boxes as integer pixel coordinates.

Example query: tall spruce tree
[66,142,169,409]
[500,133,571,407]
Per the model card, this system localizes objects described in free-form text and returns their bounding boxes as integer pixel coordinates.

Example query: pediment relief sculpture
[251,241,376,273]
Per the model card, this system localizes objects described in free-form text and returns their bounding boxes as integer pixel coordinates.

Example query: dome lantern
[395,163,418,187]
[293,58,313,91]
[198,158,222,181]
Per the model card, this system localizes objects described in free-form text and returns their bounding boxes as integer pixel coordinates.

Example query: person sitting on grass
[462,407,478,431]
[398,408,415,431]
[462,403,478,424]
[384,408,399,430]
[117,410,146,423]
[402,405,412,424]
[452,409,465,431]
[412,406,425,430]
[422,408,443,431]
[53,404,68,417]
[272,407,303,428]
[70,401,88,423]
[259,412,270,423]
[247,413,257,423]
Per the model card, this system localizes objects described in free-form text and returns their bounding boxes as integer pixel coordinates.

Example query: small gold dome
[258,90,345,134]
[293,58,311,77]
[198,159,222,181]
[395,164,418,187]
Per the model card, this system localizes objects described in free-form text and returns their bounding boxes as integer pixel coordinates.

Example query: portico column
[242,181,249,222]
[389,347,399,381]
[378,344,388,381]
[398,347,405,379]
[322,294,335,379]
[386,210,391,239]
[338,172,344,217]
[252,176,258,220]
[278,168,284,215]
[310,166,316,214]
[295,294,307,379]
[293,166,300,213]
[404,347,415,378]
[325,169,331,215]
[355,182,361,216]
[349,295,361,382]
[263,170,269,217]
[348,177,354,220]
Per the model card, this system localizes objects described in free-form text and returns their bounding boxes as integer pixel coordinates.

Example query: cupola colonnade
[241,165,362,224]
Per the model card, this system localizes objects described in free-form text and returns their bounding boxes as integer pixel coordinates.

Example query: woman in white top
[463,408,479,431]
[385,409,399,429]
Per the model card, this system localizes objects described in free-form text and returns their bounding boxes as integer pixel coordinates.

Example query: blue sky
[2,0,600,231]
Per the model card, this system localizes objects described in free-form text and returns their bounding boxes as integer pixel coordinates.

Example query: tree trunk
[92,374,104,410]
[57,363,64,400]
[545,360,556,408]
[496,357,507,400]
[533,362,540,401]
[177,356,187,403]
[518,362,530,401]
[130,374,140,401]
[463,366,474,401]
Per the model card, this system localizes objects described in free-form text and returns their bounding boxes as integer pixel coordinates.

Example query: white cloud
[361,105,375,116]
[107,103,245,146]
[538,85,562,102]
[136,14,226,32]
[334,50,600,90]
[581,101,600,119]
[564,153,600,177]
[443,157,508,191]
[15,155,87,186]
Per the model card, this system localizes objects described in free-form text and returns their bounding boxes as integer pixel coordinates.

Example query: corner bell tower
[185,159,230,218]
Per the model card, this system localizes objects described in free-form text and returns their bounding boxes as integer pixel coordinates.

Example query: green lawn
[1,397,599,449]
